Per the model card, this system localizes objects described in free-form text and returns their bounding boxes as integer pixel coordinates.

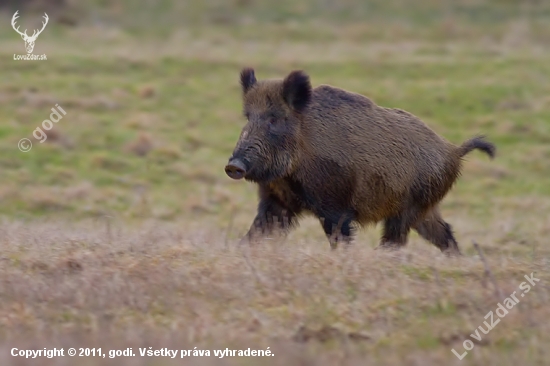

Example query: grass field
[0,1,549,365]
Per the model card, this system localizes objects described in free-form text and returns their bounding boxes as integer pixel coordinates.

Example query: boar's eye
[267,117,286,134]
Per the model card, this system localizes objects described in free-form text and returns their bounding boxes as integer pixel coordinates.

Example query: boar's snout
[225,158,247,180]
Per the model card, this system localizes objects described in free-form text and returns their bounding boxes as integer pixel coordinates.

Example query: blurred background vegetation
[0,0,549,246]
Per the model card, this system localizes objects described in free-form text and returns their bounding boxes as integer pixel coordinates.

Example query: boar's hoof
[442,247,462,257]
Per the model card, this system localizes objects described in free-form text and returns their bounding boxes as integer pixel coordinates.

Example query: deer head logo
[11,11,49,54]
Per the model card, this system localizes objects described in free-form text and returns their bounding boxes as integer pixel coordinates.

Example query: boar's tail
[457,136,496,159]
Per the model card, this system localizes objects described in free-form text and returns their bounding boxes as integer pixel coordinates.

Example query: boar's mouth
[225,158,247,180]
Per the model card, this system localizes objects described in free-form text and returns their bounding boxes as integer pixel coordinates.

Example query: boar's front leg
[319,213,355,250]
[241,196,299,245]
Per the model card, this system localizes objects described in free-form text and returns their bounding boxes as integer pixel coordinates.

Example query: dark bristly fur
[225,68,496,255]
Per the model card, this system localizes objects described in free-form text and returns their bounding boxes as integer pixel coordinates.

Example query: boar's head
[225,68,311,183]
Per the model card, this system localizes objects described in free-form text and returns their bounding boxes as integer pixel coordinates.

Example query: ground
[0,1,549,365]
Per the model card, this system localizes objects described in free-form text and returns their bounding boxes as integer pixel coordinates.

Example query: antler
[29,13,49,40]
[11,10,29,38]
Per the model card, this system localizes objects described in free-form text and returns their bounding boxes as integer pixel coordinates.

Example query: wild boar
[225,68,495,255]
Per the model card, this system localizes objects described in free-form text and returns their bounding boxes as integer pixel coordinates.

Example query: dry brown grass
[0,219,548,365]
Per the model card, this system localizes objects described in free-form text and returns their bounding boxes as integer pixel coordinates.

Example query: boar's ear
[282,70,311,112]
[240,68,257,94]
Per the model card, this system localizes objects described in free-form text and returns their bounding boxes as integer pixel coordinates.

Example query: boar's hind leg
[319,214,354,250]
[413,207,461,255]
[242,197,298,244]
